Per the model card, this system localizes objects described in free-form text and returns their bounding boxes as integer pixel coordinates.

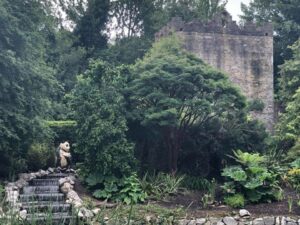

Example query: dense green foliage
[222,150,282,205]
[69,60,136,197]
[2,0,300,210]
[279,40,300,104]
[128,36,267,173]
[224,194,245,208]
[277,89,300,159]
[26,142,55,171]
[0,0,58,177]
[275,40,300,159]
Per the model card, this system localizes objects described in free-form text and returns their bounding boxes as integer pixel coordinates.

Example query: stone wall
[156,12,274,131]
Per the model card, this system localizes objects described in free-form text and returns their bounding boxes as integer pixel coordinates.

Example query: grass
[0,202,187,225]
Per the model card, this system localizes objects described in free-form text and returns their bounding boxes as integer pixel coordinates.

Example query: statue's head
[59,141,70,152]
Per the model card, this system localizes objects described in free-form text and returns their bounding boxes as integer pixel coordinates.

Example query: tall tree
[0,0,57,176]
[279,39,300,105]
[73,0,110,50]
[128,36,247,173]
[69,60,136,182]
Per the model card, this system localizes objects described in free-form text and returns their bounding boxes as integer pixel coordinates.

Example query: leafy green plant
[89,173,147,204]
[140,172,185,199]
[181,176,212,191]
[288,196,293,213]
[119,173,147,204]
[222,150,282,205]
[286,159,300,192]
[90,175,123,201]
[224,194,245,208]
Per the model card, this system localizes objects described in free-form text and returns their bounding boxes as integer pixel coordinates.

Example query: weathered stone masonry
[156,12,274,131]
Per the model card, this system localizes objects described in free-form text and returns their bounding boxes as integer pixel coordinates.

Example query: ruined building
[155,12,274,132]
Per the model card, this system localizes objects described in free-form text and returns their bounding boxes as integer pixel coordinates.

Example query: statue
[56,141,72,169]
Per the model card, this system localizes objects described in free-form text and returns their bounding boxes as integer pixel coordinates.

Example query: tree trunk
[164,128,183,174]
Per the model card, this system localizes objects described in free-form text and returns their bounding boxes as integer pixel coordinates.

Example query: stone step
[23,185,59,194]
[45,173,69,178]
[21,200,65,206]
[22,203,71,213]
[20,193,64,202]
[26,212,76,224]
[31,178,59,186]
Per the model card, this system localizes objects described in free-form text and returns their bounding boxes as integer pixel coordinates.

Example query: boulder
[223,217,238,225]
[239,209,251,218]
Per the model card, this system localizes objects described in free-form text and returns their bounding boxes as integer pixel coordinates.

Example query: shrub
[89,173,147,204]
[26,142,55,171]
[222,150,282,205]
[224,194,245,208]
[287,159,300,191]
[70,60,136,190]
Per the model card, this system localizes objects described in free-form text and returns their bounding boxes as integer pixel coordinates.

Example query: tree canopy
[127,36,258,173]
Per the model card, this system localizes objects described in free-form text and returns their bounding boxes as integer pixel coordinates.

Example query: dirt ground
[75,179,300,217]
[159,188,300,217]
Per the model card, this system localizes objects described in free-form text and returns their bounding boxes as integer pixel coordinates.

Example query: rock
[29,173,36,179]
[286,218,297,225]
[188,220,197,225]
[48,167,54,173]
[67,190,83,207]
[275,217,280,225]
[178,219,189,225]
[59,177,75,186]
[286,218,296,223]
[196,218,207,225]
[61,182,73,194]
[204,221,211,225]
[92,208,101,215]
[223,217,238,225]
[217,222,225,225]
[78,210,84,218]
[239,209,251,218]
[234,216,240,221]
[145,215,152,222]
[78,207,94,219]
[19,210,27,220]
[210,217,220,225]
[18,173,31,181]
[263,217,275,225]
[281,217,287,225]
[253,218,264,225]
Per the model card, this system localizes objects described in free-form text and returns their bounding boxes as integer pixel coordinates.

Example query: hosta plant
[222,150,283,205]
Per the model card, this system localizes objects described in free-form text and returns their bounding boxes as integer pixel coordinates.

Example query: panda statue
[56,141,72,169]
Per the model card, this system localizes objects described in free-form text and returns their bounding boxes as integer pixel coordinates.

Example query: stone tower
[155,12,274,132]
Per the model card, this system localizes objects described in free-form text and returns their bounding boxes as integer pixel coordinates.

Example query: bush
[286,159,300,192]
[90,173,147,204]
[222,150,282,205]
[224,194,245,208]
[70,60,136,186]
[26,142,55,171]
